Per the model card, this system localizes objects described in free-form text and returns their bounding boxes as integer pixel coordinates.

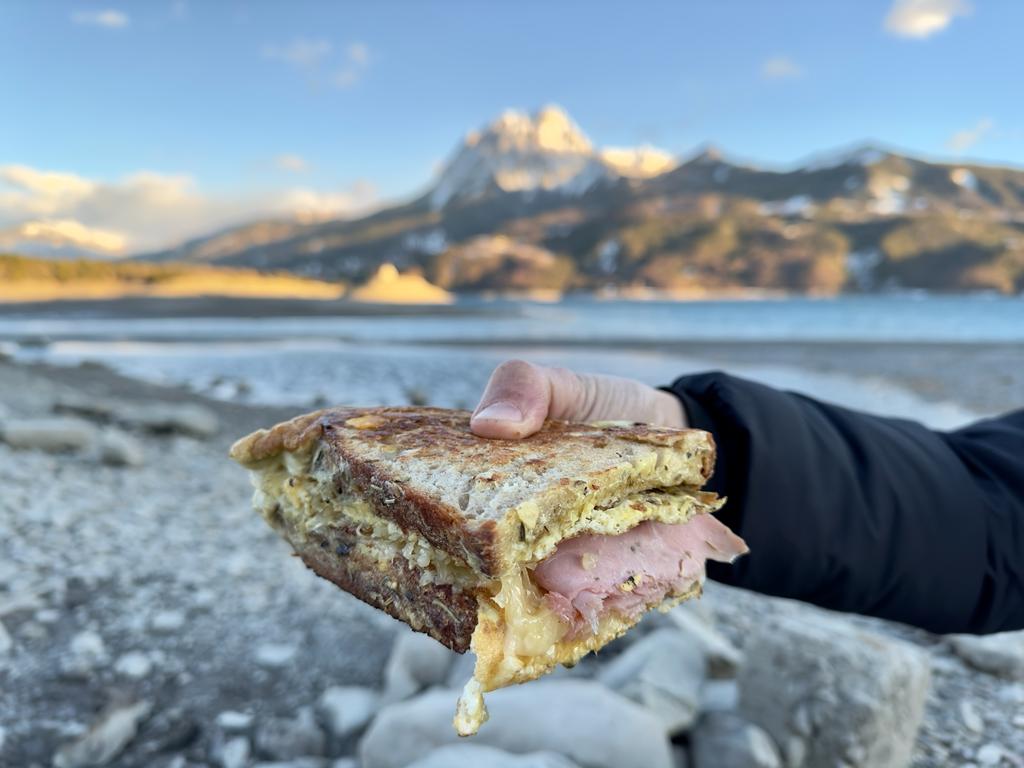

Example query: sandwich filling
[245,441,747,737]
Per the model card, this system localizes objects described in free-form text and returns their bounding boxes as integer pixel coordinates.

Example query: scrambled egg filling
[248,448,714,737]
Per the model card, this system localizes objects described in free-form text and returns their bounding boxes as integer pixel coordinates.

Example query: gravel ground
[0,358,1021,767]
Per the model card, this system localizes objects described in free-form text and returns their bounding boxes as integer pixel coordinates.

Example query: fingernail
[473,401,524,423]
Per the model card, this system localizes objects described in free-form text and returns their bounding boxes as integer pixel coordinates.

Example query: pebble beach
[0,324,1022,767]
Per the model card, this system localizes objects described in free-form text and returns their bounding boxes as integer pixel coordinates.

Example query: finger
[471,359,555,439]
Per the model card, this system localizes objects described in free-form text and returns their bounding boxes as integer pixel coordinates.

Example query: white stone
[332,760,358,768]
[114,651,152,679]
[0,723,6,751]
[0,418,96,452]
[150,609,186,633]
[596,627,705,733]
[252,761,327,768]
[977,743,1009,766]
[959,700,984,734]
[382,629,456,701]
[52,700,151,768]
[218,736,251,768]
[217,710,255,732]
[316,685,380,739]
[123,402,219,437]
[666,604,744,676]
[255,642,298,669]
[699,680,739,713]
[407,744,580,768]
[99,429,145,467]
[360,681,674,768]
[69,630,107,666]
[739,611,930,768]
[950,631,1024,680]
[691,712,781,768]
[35,608,61,624]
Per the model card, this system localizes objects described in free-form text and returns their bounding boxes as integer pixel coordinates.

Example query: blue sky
[0,0,1019,252]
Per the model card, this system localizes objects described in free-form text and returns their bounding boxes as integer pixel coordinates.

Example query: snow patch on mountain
[600,146,677,178]
[429,105,674,208]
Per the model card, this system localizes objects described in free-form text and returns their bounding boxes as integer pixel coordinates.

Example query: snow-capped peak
[429,106,674,208]
[601,145,677,178]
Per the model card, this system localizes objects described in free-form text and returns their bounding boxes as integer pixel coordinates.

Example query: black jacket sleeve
[665,371,1024,635]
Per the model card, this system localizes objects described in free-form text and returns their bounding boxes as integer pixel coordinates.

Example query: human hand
[470,359,688,439]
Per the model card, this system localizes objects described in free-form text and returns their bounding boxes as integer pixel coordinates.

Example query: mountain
[429,106,673,208]
[138,108,1024,295]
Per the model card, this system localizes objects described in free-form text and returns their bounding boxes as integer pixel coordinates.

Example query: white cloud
[884,0,971,39]
[70,9,129,28]
[262,38,333,70]
[945,117,994,153]
[348,42,369,65]
[279,181,378,222]
[334,42,370,89]
[761,56,802,80]
[275,154,309,173]
[0,220,128,255]
[0,164,378,255]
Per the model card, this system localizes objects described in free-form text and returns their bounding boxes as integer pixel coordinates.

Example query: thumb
[471,360,585,439]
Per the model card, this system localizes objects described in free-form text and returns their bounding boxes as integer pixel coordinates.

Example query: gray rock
[666,604,744,677]
[950,631,1024,680]
[255,642,299,669]
[0,723,6,751]
[382,630,456,701]
[331,760,358,768]
[739,611,930,768]
[151,609,187,633]
[217,710,256,732]
[0,620,11,655]
[699,679,739,713]
[0,417,96,452]
[217,736,251,768]
[124,402,219,437]
[690,712,781,768]
[316,685,380,739]
[255,708,325,760]
[360,680,674,768]
[114,651,152,679]
[407,744,580,768]
[53,700,152,768]
[596,627,706,733]
[253,761,327,768]
[99,429,145,467]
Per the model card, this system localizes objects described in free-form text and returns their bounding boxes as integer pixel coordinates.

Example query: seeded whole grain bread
[229,406,718,652]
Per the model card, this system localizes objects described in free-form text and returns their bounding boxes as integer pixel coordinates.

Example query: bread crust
[292,522,479,652]
[231,406,716,576]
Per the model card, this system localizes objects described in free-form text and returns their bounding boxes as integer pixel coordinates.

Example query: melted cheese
[494,568,566,657]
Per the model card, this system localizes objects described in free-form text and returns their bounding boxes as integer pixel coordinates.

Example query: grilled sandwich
[229,406,747,735]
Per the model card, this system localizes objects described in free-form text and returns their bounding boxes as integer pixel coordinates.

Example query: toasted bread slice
[230,406,743,735]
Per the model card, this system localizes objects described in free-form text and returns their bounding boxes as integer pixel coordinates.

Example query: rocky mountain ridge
[139,107,1024,295]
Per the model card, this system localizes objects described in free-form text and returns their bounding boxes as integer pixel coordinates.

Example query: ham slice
[533,514,748,638]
